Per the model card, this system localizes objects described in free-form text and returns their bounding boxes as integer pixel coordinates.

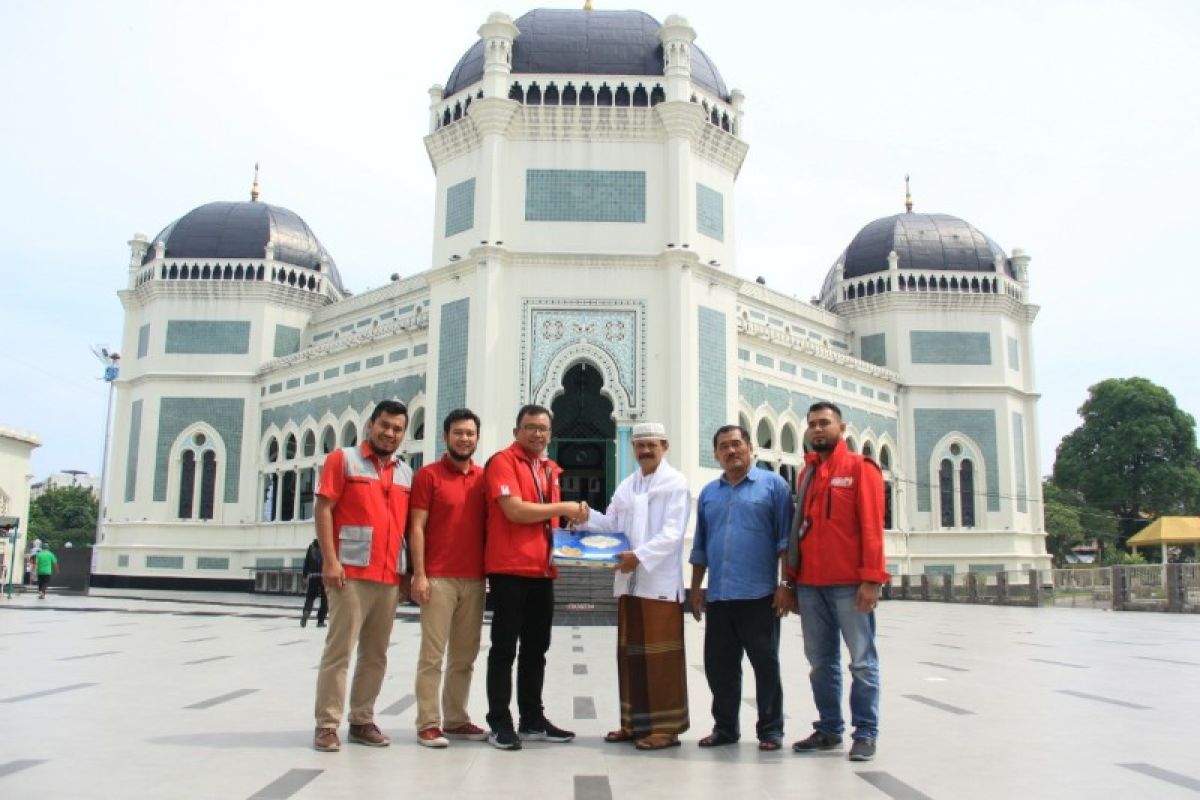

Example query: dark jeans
[37,573,51,594]
[703,595,783,742]
[303,575,328,625]
[485,574,554,731]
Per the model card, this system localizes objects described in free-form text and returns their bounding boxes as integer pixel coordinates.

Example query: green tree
[27,486,97,551]
[1042,480,1117,565]
[1053,377,1200,548]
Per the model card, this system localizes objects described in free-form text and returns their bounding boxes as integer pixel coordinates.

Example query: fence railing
[883,565,1199,613]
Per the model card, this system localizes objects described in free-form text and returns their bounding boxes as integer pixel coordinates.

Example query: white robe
[586,459,691,601]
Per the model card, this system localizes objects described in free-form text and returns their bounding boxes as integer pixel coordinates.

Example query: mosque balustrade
[838,271,1024,304]
[431,77,737,137]
[133,258,326,295]
[256,309,431,375]
[736,318,899,383]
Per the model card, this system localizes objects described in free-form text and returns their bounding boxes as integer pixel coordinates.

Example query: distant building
[30,471,100,499]
[0,425,41,585]
[95,7,1049,590]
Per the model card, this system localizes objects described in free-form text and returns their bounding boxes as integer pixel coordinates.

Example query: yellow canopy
[1127,516,1200,548]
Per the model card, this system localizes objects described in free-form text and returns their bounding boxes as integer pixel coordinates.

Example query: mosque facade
[95,8,1048,589]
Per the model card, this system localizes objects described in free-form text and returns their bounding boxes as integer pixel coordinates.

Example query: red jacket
[484,441,563,578]
[793,439,889,586]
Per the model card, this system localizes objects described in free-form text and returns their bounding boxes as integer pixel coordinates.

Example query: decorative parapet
[256,310,430,376]
[737,318,900,384]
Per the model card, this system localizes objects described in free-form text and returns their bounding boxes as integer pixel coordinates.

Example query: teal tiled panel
[861,334,886,367]
[323,368,340,379]
[255,557,284,568]
[755,354,773,368]
[197,557,229,570]
[525,169,646,223]
[910,331,991,365]
[445,178,476,237]
[436,299,470,457]
[268,384,282,394]
[154,398,244,503]
[781,362,797,375]
[413,344,428,356]
[830,341,849,351]
[1007,336,1020,370]
[137,324,150,358]
[165,320,251,354]
[749,311,766,321]
[146,555,183,569]
[388,349,408,363]
[286,378,301,389]
[878,391,891,403]
[696,183,724,241]
[379,310,395,320]
[366,355,384,369]
[304,373,319,385]
[259,375,426,434]
[697,307,727,469]
[273,325,302,358]
[914,409,999,512]
[822,374,838,387]
[861,386,875,398]
[737,348,750,362]
[355,320,371,329]
[801,368,818,381]
[842,380,857,392]
[1013,412,1028,513]
[313,332,332,342]
[344,362,361,374]
[124,400,142,502]
[398,304,415,315]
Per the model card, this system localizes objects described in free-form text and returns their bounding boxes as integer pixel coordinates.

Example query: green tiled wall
[1013,412,1028,513]
[696,183,724,241]
[273,325,302,358]
[445,178,476,237]
[153,398,245,503]
[366,355,385,369]
[137,324,150,358]
[914,409,999,512]
[1007,337,1020,370]
[165,320,251,354]
[697,307,727,468]
[910,331,991,365]
[525,169,646,223]
[146,555,184,569]
[739,379,899,444]
[124,400,142,502]
[435,299,470,456]
[861,334,886,367]
[197,557,230,570]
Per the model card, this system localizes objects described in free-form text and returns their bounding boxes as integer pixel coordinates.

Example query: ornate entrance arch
[550,362,616,512]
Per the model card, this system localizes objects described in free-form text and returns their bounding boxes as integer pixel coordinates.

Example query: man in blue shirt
[689,424,795,750]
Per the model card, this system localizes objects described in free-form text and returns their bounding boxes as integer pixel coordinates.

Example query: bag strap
[786,465,816,571]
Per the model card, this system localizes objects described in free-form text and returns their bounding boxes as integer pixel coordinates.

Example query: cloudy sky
[2,0,1197,483]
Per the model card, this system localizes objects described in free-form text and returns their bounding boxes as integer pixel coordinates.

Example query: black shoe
[316,621,326,628]
[301,606,311,627]
[848,738,876,761]
[518,719,575,743]
[488,727,522,751]
[792,731,843,752]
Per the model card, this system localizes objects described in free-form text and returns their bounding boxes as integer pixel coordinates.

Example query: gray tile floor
[1,589,1198,799]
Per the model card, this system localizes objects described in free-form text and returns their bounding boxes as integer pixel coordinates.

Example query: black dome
[444,9,728,100]
[840,212,1011,279]
[144,201,343,290]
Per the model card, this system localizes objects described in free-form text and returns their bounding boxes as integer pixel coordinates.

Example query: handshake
[563,500,591,527]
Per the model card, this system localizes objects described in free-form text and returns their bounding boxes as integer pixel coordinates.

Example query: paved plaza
[1,588,1198,799]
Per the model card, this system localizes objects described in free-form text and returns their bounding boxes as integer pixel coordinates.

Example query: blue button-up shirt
[689,466,793,601]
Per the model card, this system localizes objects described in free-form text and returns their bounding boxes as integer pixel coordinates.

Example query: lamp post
[91,347,120,553]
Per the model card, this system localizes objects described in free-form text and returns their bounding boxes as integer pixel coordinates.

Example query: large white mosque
[93,7,1049,590]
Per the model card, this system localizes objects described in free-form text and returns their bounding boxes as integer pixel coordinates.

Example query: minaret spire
[250,162,261,202]
[904,173,912,213]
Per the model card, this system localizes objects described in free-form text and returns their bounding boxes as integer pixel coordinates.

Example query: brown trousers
[314,579,399,728]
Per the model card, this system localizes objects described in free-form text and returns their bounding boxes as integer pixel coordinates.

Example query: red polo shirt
[410,454,487,579]
[484,441,562,578]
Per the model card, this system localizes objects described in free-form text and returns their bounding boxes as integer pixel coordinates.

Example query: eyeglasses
[520,424,551,434]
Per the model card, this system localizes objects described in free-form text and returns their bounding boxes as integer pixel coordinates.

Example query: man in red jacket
[789,401,889,763]
[483,404,589,751]
[312,400,412,753]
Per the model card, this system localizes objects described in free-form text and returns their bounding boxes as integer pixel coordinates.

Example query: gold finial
[584,0,593,10]
[250,162,260,202]
[904,173,912,213]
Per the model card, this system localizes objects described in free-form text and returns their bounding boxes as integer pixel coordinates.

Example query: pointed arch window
[178,451,196,519]
[959,460,976,527]
[938,459,954,527]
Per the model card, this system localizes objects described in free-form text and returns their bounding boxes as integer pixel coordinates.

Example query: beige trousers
[314,578,399,728]
[414,577,486,731]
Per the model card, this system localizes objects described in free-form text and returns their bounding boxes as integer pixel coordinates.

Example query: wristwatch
[779,580,795,589]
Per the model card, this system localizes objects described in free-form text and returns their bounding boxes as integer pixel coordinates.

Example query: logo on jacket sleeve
[499,484,511,496]
[831,477,855,488]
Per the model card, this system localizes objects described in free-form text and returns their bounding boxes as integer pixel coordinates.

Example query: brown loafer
[348,722,390,747]
[758,739,782,752]
[313,727,341,752]
[635,734,681,751]
[605,729,636,744]
[698,732,738,747]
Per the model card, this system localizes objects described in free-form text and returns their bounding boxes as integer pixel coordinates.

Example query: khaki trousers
[414,577,486,731]
[314,578,399,728]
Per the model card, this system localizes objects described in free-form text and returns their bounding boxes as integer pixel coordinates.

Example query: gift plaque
[552,528,629,568]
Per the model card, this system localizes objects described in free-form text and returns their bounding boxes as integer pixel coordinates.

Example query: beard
[809,438,837,453]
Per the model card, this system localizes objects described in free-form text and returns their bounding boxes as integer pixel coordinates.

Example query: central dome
[840,212,1011,280]
[443,9,728,100]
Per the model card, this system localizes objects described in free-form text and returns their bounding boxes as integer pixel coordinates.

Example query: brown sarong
[616,595,690,737]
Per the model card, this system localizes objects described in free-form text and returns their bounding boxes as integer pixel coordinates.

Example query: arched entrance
[550,362,616,512]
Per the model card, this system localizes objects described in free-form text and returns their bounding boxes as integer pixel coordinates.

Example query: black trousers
[485,574,554,730]
[703,595,784,742]
[303,575,328,625]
